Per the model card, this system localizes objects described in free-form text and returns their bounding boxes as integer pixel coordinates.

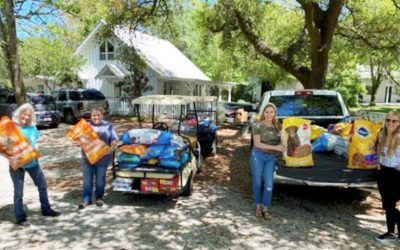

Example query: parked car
[51,88,109,124]
[27,93,60,128]
[0,91,60,128]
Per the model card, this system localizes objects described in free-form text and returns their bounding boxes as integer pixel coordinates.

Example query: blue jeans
[250,148,277,208]
[81,159,108,203]
[9,165,52,223]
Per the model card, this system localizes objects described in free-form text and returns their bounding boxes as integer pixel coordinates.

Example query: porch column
[218,87,222,101]
[186,82,195,96]
[227,86,232,102]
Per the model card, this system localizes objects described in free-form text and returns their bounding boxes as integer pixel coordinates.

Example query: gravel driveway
[0,120,398,249]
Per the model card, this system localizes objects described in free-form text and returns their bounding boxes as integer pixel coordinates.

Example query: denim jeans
[250,148,277,208]
[9,165,52,223]
[81,159,108,203]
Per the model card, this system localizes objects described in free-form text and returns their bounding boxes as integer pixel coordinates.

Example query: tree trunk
[0,0,26,105]
[369,62,382,106]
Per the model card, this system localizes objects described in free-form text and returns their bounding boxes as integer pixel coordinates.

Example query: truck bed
[276,152,377,185]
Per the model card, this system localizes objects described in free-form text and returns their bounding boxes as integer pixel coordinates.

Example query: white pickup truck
[254,89,377,187]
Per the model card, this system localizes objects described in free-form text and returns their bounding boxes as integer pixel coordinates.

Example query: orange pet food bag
[119,144,147,155]
[66,119,110,164]
[0,116,40,170]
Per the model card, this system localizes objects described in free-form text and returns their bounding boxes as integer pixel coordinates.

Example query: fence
[107,97,222,121]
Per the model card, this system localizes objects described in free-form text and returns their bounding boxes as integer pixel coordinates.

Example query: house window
[99,41,115,61]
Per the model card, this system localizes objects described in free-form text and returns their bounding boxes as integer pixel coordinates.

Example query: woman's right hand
[275,144,286,152]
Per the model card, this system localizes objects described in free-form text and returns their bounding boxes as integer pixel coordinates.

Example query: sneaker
[95,199,105,207]
[376,232,397,243]
[17,220,30,227]
[42,209,61,217]
[78,202,91,210]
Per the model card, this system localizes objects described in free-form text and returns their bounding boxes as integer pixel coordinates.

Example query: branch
[234,9,310,83]
[386,69,400,87]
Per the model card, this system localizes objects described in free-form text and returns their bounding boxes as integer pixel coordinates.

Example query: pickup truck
[253,89,377,187]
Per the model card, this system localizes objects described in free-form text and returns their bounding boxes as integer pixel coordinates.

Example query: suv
[0,91,60,128]
[51,88,109,124]
[252,89,376,187]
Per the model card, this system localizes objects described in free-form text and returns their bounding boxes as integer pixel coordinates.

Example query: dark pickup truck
[253,89,377,187]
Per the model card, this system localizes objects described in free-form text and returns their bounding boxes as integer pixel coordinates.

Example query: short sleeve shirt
[252,122,281,146]
[380,146,400,168]
[18,125,39,169]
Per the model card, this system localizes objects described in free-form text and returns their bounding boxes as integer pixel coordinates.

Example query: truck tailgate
[276,152,377,184]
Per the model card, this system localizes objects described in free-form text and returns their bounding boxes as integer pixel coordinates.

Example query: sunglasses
[386,119,400,123]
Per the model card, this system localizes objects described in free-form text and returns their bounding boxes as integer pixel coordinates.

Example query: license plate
[44,117,52,121]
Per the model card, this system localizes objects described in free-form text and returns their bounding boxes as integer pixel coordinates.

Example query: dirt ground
[0,118,398,249]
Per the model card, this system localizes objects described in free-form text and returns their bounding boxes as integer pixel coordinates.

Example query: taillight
[295,90,313,96]
[78,102,83,110]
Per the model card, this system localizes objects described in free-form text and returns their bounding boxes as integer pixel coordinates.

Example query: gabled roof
[75,21,210,82]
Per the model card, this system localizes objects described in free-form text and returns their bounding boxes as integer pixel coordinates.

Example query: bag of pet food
[310,125,326,141]
[347,119,381,169]
[66,119,110,165]
[119,144,147,155]
[0,116,40,170]
[282,117,313,167]
[121,128,161,145]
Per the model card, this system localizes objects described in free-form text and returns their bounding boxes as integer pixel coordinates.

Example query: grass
[350,104,400,114]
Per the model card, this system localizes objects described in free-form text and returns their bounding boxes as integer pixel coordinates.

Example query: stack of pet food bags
[118,128,189,169]
[282,117,313,167]
[66,119,110,164]
[311,121,353,158]
[0,116,40,170]
[347,119,381,169]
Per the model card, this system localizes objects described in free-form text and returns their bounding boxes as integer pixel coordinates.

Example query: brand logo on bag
[357,127,369,137]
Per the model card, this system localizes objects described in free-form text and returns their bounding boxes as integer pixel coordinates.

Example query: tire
[64,111,76,124]
[181,173,194,196]
[194,141,202,173]
[210,137,217,156]
[49,122,59,128]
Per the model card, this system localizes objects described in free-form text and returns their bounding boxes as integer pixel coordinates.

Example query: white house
[74,21,236,114]
[357,65,400,103]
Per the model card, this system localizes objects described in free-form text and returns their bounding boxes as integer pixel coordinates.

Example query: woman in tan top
[251,103,285,219]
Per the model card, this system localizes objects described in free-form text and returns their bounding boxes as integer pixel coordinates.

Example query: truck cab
[254,89,377,187]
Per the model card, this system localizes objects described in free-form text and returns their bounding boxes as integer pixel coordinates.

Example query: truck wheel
[181,173,194,196]
[64,111,76,124]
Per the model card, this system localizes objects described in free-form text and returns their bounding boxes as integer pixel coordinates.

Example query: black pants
[377,166,400,234]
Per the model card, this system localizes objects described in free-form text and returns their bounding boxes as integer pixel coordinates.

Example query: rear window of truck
[270,95,343,116]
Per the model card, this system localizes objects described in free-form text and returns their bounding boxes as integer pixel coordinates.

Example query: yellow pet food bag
[282,117,313,167]
[347,119,381,169]
[66,119,110,165]
[0,116,40,170]
[310,125,326,141]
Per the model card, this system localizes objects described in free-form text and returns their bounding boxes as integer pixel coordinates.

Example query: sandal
[255,205,263,218]
[262,208,272,220]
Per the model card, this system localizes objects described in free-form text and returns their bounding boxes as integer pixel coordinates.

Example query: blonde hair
[260,102,281,131]
[12,103,36,126]
[378,110,400,157]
